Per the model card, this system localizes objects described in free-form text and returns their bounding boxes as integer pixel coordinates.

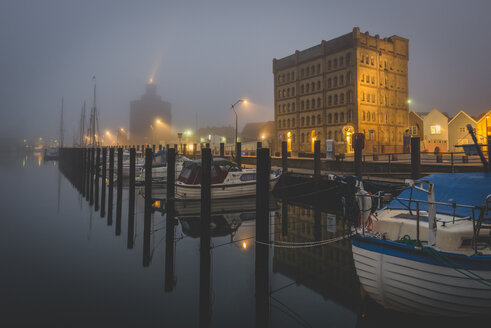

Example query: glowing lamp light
[188,144,194,151]
[261,135,265,140]
[242,242,247,249]
[149,78,153,84]
[156,119,162,124]
[153,200,161,208]
[105,131,110,136]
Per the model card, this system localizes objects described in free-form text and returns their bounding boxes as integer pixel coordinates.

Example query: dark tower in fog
[130,80,172,144]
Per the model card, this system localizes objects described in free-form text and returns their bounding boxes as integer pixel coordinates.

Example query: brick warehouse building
[273,27,409,155]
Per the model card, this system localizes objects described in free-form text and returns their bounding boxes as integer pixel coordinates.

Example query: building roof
[448,110,477,125]
[241,121,275,141]
[476,110,491,123]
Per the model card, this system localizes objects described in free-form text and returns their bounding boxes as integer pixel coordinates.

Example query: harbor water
[0,152,487,327]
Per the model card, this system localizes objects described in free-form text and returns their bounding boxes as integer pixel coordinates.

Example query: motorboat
[175,158,281,200]
[351,172,491,317]
[136,151,189,185]
[43,147,59,161]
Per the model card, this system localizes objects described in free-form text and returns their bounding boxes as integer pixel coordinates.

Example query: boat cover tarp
[388,172,491,218]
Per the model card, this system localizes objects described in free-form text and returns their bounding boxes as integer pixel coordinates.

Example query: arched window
[340,93,344,104]
[287,103,290,112]
[286,73,290,81]
[301,101,305,110]
[362,111,366,121]
[340,112,344,122]
[328,130,332,139]
[328,113,332,123]
[347,90,353,103]
[306,100,310,110]
[306,116,310,126]
[328,96,332,106]
[311,82,315,91]
[327,78,332,89]
[339,56,344,66]
[334,77,338,87]
[306,84,310,93]
[361,74,365,82]
[311,65,315,74]
[301,117,305,126]
[292,103,296,111]
[287,119,290,128]
[301,133,305,143]
[279,120,282,128]
[334,94,338,105]
[317,81,321,90]
[346,53,352,65]
[283,119,286,127]
[367,112,370,122]
[317,114,321,124]
[301,85,305,94]
[327,60,332,70]
[347,110,352,122]
[340,75,344,86]
[312,115,315,125]
[287,89,290,97]
[292,118,295,127]
[282,104,286,112]
[317,97,321,108]
[334,113,338,123]
[334,130,338,141]
[306,67,310,76]
[372,113,376,122]
[346,71,352,84]
[292,87,295,96]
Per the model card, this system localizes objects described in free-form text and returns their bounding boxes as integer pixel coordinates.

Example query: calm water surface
[0,152,485,327]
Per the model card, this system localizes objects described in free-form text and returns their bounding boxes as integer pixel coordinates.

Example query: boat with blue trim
[351,172,491,317]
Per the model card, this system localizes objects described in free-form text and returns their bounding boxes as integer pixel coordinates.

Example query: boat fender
[356,189,372,225]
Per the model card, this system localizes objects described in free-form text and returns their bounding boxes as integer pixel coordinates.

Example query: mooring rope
[255,234,351,248]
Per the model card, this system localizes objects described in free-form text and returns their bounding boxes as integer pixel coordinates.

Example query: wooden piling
[89,148,95,206]
[354,135,363,178]
[167,148,176,201]
[108,147,114,225]
[143,147,153,267]
[219,143,224,157]
[81,148,86,198]
[101,147,107,217]
[236,142,242,166]
[411,137,421,180]
[281,141,288,173]
[314,140,320,179]
[95,148,100,211]
[200,147,212,327]
[116,148,123,235]
[165,199,176,292]
[127,147,136,249]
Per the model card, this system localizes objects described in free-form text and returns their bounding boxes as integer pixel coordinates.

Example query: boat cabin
[177,158,244,185]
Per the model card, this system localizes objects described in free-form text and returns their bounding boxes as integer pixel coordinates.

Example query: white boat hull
[175,176,280,200]
[352,243,491,317]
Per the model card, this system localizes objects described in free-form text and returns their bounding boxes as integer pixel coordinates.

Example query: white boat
[136,153,189,184]
[175,158,281,200]
[351,173,491,317]
[44,147,59,160]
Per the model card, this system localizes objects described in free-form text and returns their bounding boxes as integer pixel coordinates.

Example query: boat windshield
[178,158,240,185]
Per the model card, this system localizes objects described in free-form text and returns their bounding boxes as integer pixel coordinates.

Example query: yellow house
[476,110,491,153]
[448,110,477,152]
[421,108,449,153]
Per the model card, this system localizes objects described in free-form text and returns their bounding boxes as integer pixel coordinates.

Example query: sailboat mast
[60,97,64,148]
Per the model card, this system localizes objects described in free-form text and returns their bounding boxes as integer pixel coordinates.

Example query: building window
[340,75,344,86]
[340,112,344,122]
[328,113,332,123]
[346,53,352,65]
[292,103,295,111]
[335,130,338,141]
[287,89,290,97]
[347,90,352,103]
[362,111,365,121]
[301,117,305,126]
[361,74,364,82]
[301,85,305,94]
[311,65,315,74]
[367,94,370,102]
[287,103,290,112]
[287,119,290,128]
[293,133,295,143]
[301,101,305,110]
[328,60,331,70]
[360,55,364,63]
[312,115,315,125]
[459,127,465,133]
[287,73,290,81]
[328,131,332,139]
[365,56,369,64]
[409,126,418,135]
[347,110,352,122]
[370,57,374,65]
[367,112,370,122]
[317,81,321,90]
[339,56,344,66]
[317,114,321,124]
[317,97,321,107]
[334,94,338,105]
[340,93,344,104]
[347,71,352,84]
[334,77,338,87]
[292,118,295,127]
[362,92,365,101]
[292,87,295,96]
[372,113,376,122]
[279,120,282,128]
[301,133,305,143]
[306,67,310,76]
[306,116,310,125]
[317,64,321,73]
[333,58,338,68]
[301,69,304,78]
[327,78,332,89]
[430,125,441,135]
[306,84,310,93]
[328,96,332,106]
[334,113,338,123]
[306,100,310,110]
[292,72,295,80]
[311,82,315,91]
[372,94,375,103]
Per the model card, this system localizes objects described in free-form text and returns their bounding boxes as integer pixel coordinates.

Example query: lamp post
[231,99,247,155]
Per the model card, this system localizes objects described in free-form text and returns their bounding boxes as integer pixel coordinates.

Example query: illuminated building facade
[273,27,409,154]
[130,81,172,144]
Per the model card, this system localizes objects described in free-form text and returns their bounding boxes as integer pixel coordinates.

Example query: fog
[1,0,490,144]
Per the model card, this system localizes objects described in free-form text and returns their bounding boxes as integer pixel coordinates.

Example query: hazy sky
[1,0,490,142]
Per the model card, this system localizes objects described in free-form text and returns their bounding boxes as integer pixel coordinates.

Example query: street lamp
[231,99,247,150]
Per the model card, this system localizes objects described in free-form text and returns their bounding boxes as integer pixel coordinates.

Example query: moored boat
[351,173,491,317]
[175,158,281,200]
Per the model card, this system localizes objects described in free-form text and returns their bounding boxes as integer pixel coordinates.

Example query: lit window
[430,125,441,135]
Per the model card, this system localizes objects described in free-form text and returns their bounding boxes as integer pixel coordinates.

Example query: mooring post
[257,141,262,151]
[194,143,198,158]
[159,144,162,151]
[200,147,212,327]
[183,144,187,156]
[101,147,107,217]
[167,148,176,201]
[354,135,363,178]
[166,144,169,151]
[219,143,224,157]
[127,147,136,249]
[236,142,241,166]
[95,148,100,211]
[281,141,288,173]
[89,148,95,206]
[137,145,140,151]
[143,147,153,267]
[411,137,421,180]
[152,144,156,153]
[81,148,86,198]
[116,147,123,236]
[255,147,270,327]
[85,148,90,200]
[314,140,321,179]
[108,147,114,225]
